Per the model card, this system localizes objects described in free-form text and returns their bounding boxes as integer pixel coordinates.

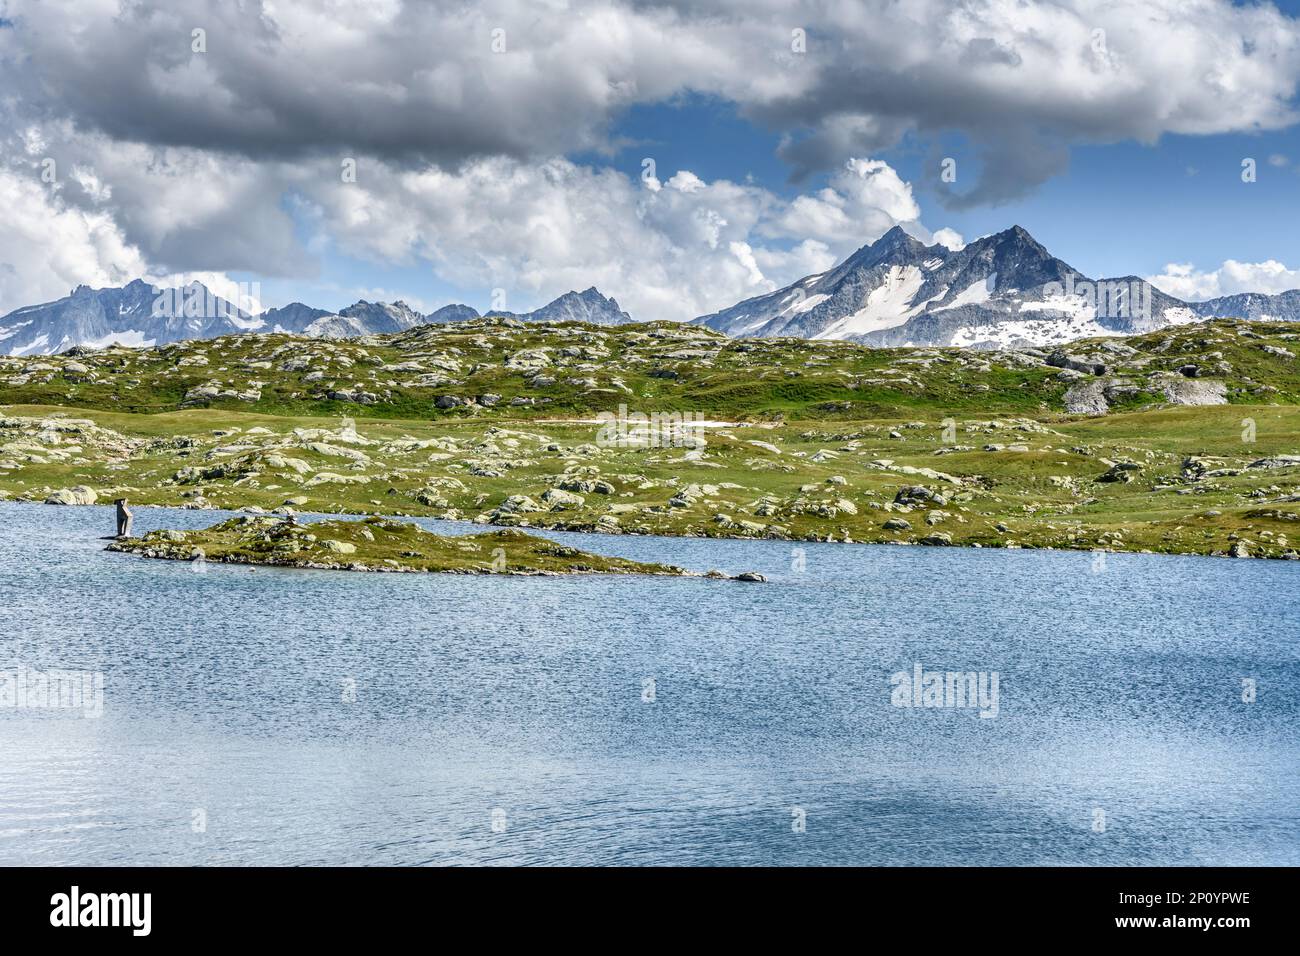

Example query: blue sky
[604,98,1300,281]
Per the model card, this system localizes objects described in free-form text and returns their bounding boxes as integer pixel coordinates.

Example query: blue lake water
[0,501,1297,866]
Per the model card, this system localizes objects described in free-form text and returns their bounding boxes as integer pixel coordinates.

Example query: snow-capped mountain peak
[0,279,255,356]
[487,287,633,325]
[692,225,1272,348]
[0,281,640,355]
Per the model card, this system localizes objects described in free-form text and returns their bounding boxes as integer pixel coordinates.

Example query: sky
[1,0,1299,321]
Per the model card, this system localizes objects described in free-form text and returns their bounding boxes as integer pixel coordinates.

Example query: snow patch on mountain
[226,315,267,331]
[0,320,33,342]
[949,314,1115,348]
[11,334,49,356]
[1161,306,1203,326]
[81,330,156,349]
[816,265,926,338]
[937,273,996,311]
[785,292,828,315]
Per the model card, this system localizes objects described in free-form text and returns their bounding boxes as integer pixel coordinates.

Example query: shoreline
[102,513,716,578]
[8,497,1298,563]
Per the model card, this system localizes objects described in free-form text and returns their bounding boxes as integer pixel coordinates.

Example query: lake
[1,502,1296,865]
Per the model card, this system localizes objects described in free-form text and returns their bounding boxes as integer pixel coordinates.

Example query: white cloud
[763,159,920,246]
[666,171,707,193]
[0,121,311,279]
[0,162,257,315]
[931,228,966,251]
[1148,259,1300,300]
[728,242,766,287]
[297,154,928,321]
[4,120,918,319]
[0,167,150,310]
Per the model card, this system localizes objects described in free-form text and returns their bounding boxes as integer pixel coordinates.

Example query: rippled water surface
[1,502,1297,865]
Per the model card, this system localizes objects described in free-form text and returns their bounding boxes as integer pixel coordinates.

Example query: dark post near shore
[115,498,133,538]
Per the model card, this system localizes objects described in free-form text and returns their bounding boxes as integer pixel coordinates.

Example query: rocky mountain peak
[692,224,1300,347]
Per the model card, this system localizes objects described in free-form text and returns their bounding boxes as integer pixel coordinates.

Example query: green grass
[3,316,1299,559]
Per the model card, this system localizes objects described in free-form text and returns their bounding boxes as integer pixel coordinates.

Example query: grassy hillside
[3,315,1297,420]
[3,316,1300,559]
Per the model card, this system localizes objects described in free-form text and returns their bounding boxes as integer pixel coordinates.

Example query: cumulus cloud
[931,228,966,251]
[0,159,263,313]
[1148,260,1300,300]
[762,159,920,246]
[0,167,150,310]
[1,121,312,278]
[296,154,913,321]
[0,109,923,318]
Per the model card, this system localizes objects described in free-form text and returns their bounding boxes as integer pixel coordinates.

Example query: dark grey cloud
[730,0,1300,201]
[931,129,1071,210]
[0,0,694,167]
[6,0,1297,186]
[960,37,1022,68]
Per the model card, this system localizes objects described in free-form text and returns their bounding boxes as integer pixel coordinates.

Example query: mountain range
[0,282,633,356]
[692,225,1300,347]
[2,226,1298,355]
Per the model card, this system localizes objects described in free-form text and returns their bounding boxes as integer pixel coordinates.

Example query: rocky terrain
[1,314,1299,559]
[106,515,691,576]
